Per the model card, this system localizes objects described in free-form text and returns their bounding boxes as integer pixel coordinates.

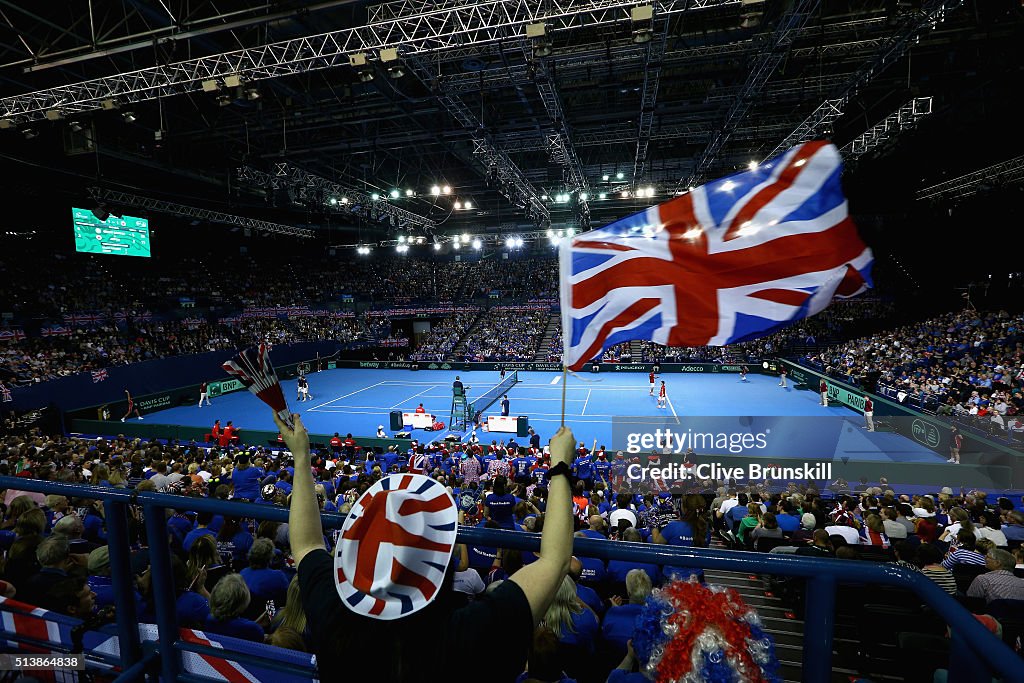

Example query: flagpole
[561,366,567,427]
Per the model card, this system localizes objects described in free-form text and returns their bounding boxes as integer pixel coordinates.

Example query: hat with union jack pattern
[334,473,458,620]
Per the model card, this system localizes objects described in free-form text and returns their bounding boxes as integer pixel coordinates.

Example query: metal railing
[0,476,1021,683]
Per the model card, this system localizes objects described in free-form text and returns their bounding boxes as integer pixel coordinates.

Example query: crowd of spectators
[409,311,481,361]
[461,309,549,361]
[1,428,1022,681]
[807,309,1024,433]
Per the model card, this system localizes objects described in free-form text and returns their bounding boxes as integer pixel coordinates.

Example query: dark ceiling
[0,0,1021,281]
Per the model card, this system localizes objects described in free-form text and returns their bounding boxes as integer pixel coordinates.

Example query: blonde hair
[541,576,583,639]
[271,576,307,634]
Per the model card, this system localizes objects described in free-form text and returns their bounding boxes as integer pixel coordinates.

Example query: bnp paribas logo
[428,363,439,370]
[441,363,452,370]
[911,419,941,448]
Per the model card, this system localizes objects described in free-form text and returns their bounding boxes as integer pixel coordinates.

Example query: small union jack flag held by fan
[222,343,293,428]
[91,368,108,383]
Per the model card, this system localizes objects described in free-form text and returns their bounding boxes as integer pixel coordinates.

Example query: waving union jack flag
[91,368,108,383]
[559,141,873,371]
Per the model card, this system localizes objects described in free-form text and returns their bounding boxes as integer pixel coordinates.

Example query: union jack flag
[0,382,11,402]
[40,325,72,337]
[559,141,872,371]
[91,368,108,383]
[335,474,457,620]
[0,598,318,683]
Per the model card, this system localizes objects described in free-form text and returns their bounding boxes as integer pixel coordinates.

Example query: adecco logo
[677,366,706,372]
[912,419,941,448]
[359,362,380,368]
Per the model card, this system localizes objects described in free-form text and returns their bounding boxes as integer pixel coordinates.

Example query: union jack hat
[334,473,458,620]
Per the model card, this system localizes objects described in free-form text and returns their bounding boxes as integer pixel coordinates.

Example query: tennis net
[470,370,519,416]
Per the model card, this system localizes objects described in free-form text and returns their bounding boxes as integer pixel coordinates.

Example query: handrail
[1,476,1021,683]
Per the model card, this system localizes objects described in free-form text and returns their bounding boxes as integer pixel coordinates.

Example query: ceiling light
[616,172,624,180]
[371,193,380,201]
[567,228,575,236]
[398,235,405,243]
[44,110,62,121]
[442,185,451,195]
[472,239,482,250]
[632,6,654,45]
[341,197,349,204]
[216,94,231,107]
[452,241,460,250]
[389,189,399,199]
[515,237,524,248]
[359,71,375,83]
[100,99,119,110]
[506,237,515,248]
[329,197,338,205]
[350,53,369,67]
[645,187,655,197]
[405,189,414,197]
[431,185,441,196]
[580,192,588,201]
[602,174,609,181]
[464,200,472,210]
[224,74,243,88]
[122,111,137,122]
[546,229,554,237]
[201,79,221,93]
[462,233,469,242]
[433,242,442,250]
[541,194,549,201]
[748,161,758,171]
[621,190,630,198]
[454,201,462,209]
[598,192,607,199]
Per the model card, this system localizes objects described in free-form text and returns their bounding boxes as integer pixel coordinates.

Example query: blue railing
[1,476,1021,683]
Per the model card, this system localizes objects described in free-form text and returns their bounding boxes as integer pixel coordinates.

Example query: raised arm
[510,426,575,626]
[272,412,325,566]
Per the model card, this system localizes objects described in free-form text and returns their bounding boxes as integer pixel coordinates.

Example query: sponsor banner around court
[332,360,758,373]
[208,378,245,398]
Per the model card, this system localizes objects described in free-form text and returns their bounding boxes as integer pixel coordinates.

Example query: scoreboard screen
[72,207,151,257]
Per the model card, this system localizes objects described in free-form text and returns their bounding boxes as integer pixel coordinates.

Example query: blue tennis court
[142,369,945,464]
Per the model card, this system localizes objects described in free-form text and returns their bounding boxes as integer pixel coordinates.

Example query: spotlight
[223,74,243,88]
[398,235,405,243]
[748,161,758,171]
[341,197,349,204]
[201,79,221,93]
[621,190,630,198]
[616,172,624,180]
[442,185,451,195]
[462,233,469,243]
[453,235,461,244]
[122,111,137,122]
[21,128,38,139]
[390,189,399,199]
[434,242,441,251]
[464,200,473,210]
[598,192,607,200]
[405,189,414,197]
[472,239,482,250]
[329,197,338,205]
[454,201,462,210]
[580,192,588,201]
[359,71,375,83]
[631,5,654,44]
[452,241,460,250]
[100,99,119,111]
[541,194,549,201]
[380,48,405,79]
[44,110,62,121]
[431,185,441,196]
[515,237,524,248]
[527,22,552,57]
[371,193,380,201]
[506,237,515,248]
[567,228,575,236]
[602,174,609,181]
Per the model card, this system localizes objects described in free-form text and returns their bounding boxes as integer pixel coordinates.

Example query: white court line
[667,394,678,418]
[582,389,592,415]
[551,375,561,384]
[306,381,387,410]
[389,386,436,410]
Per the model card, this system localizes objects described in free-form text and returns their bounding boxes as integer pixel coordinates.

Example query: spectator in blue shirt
[87,546,146,616]
[81,500,107,544]
[216,516,254,568]
[775,499,801,534]
[182,511,218,553]
[573,453,594,489]
[240,538,290,610]
[484,477,518,530]
[231,452,263,501]
[652,495,709,580]
[204,574,266,643]
[601,568,652,659]
[607,527,660,587]
[542,576,599,656]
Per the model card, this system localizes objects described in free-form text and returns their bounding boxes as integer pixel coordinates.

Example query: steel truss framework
[679,0,821,191]
[533,56,590,219]
[236,163,436,231]
[0,0,740,122]
[406,53,549,222]
[765,0,963,162]
[87,187,314,238]
[365,227,580,248]
[840,97,933,159]
[916,155,1024,203]
[633,12,669,185]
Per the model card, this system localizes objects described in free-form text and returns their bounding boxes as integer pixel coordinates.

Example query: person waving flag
[559,141,873,371]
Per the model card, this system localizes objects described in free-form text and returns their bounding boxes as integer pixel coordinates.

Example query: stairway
[629,340,643,362]
[450,310,486,359]
[533,312,561,361]
[704,535,905,682]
